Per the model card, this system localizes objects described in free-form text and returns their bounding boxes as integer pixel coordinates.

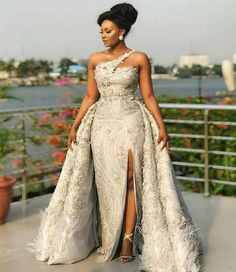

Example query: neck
[108,42,129,55]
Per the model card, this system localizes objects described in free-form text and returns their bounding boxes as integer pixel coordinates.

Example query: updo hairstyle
[97,2,138,38]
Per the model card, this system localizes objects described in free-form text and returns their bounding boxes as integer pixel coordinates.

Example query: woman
[26,3,203,272]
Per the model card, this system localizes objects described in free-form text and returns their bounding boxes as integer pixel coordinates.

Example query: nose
[101,33,107,39]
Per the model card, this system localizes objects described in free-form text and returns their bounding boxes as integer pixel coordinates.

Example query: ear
[119,28,126,36]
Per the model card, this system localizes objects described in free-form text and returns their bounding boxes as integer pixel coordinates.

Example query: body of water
[1,77,228,110]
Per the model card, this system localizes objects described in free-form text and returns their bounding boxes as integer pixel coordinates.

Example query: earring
[119,35,124,41]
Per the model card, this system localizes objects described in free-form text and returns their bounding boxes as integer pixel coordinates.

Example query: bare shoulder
[88,50,107,69]
[133,51,150,66]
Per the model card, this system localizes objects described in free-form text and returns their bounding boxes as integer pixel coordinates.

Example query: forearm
[143,95,166,130]
[71,95,97,130]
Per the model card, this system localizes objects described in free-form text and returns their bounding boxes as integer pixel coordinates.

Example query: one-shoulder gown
[26,49,203,272]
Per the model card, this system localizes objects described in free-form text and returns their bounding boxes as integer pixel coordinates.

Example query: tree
[59,58,75,69]
[191,65,204,76]
[38,59,51,73]
[176,66,192,78]
[212,64,223,77]
[5,59,16,76]
[154,65,168,74]
[16,59,39,77]
[0,60,6,71]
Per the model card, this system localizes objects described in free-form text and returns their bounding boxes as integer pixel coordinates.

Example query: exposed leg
[119,149,137,263]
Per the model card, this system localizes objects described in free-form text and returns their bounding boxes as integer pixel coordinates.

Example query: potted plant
[0,86,22,224]
[0,175,17,224]
[0,126,20,224]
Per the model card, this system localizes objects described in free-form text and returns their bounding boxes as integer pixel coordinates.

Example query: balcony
[1,102,236,271]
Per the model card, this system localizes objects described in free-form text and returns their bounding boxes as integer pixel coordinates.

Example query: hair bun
[110,3,138,25]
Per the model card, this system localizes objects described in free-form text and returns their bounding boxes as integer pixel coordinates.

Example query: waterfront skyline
[0,0,235,65]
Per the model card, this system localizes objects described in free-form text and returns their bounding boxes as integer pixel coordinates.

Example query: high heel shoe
[119,232,135,263]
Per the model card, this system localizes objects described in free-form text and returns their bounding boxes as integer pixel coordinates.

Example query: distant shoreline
[0,75,222,88]
[0,78,88,88]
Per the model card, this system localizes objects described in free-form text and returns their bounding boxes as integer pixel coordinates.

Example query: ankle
[123,232,133,243]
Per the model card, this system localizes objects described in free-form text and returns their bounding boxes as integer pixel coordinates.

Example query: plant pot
[0,175,17,225]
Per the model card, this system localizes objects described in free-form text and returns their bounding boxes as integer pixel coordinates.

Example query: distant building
[49,68,61,78]
[0,71,10,80]
[233,53,236,64]
[179,54,209,68]
[68,64,87,74]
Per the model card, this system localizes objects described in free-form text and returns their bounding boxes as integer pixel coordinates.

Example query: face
[99,19,125,47]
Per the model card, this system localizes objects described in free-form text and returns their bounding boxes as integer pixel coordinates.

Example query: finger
[157,136,163,144]
[159,140,165,150]
[157,137,164,149]
[161,142,165,150]
[158,136,163,144]
[161,139,168,150]
[67,136,71,144]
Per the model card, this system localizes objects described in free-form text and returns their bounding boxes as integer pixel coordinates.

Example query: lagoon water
[1,77,227,110]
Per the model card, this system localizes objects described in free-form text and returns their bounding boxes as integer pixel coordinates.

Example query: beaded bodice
[94,49,138,100]
[93,49,140,118]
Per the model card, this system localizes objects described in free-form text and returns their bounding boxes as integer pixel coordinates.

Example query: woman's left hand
[157,126,170,151]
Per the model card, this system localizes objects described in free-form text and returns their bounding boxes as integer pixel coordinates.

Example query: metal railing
[161,103,236,196]
[1,102,236,200]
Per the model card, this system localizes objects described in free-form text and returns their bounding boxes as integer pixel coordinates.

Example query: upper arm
[85,52,100,102]
[137,52,154,100]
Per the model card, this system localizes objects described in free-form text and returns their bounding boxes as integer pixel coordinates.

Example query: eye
[99,31,111,34]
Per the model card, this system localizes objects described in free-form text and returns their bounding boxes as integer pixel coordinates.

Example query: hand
[67,126,78,151]
[157,126,170,151]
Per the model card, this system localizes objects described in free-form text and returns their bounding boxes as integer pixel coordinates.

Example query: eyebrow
[100,27,112,30]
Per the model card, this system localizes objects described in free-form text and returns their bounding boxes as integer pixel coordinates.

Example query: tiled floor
[1,191,236,272]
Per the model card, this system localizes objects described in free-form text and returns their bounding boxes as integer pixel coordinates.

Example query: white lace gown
[26,49,203,272]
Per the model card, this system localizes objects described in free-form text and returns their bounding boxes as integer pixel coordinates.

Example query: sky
[0,0,235,65]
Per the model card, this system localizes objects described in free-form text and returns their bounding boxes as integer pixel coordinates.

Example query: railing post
[21,113,28,202]
[204,109,210,196]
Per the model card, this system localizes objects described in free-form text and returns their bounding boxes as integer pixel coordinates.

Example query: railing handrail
[160,103,236,110]
[0,103,80,115]
[1,101,236,115]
